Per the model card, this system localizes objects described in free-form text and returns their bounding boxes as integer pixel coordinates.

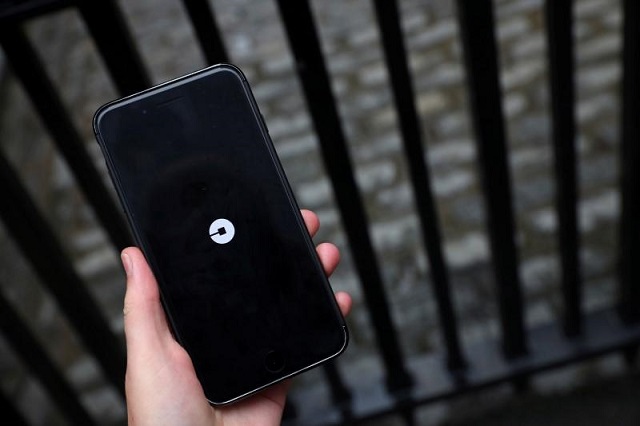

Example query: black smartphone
[93,64,348,405]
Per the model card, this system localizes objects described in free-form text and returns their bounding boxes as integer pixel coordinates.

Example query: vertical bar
[0,151,126,398]
[180,0,229,64]
[275,0,414,392]
[76,0,151,95]
[400,408,416,426]
[619,0,640,323]
[0,389,29,426]
[322,362,352,407]
[0,287,95,425]
[0,25,132,251]
[623,345,638,367]
[544,0,581,336]
[282,397,297,421]
[372,0,467,372]
[456,0,528,358]
[0,0,70,24]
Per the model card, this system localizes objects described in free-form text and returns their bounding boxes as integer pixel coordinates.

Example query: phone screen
[94,65,347,404]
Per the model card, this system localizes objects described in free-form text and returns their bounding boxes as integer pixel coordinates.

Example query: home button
[264,350,285,373]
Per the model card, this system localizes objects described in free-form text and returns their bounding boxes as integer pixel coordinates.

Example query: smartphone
[93,64,348,405]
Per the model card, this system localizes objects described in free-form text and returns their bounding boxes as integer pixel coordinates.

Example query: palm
[122,210,351,426]
[214,381,289,425]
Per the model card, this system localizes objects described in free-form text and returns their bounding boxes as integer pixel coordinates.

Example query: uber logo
[209,218,235,244]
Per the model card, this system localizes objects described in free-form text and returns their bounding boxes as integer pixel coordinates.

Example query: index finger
[301,209,320,237]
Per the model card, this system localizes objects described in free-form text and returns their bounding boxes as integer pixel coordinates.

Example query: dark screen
[94,65,346,404]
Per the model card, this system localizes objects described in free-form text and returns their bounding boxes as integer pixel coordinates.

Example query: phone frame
[93,64,348,405]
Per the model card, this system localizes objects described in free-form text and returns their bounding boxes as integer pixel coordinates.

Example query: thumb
[121,247,173,355]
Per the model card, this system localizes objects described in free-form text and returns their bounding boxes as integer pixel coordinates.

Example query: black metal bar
[282,397,297,421]
[293,307,640,424]
[323,362,352,407]
[622,345,638,367]
[76,0,151,95]
[180,0,228,64]
[544,0,581,336]
[400,408,416,426]
[0,286,95,424]
[0,388,29,426]
[0,0,69,25]
[0,151,126,398]
[456,0,527,358]
[372,0,467,372]
[619,0,640,323]
[274,0,413,392]
[0,25,132,251]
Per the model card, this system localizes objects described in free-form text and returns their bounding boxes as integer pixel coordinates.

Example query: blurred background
[0,0,639,424]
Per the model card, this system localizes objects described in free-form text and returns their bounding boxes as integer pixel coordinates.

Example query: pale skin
[121,209,352,426]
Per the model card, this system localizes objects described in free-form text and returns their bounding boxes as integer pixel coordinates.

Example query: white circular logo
[209,218,235,244]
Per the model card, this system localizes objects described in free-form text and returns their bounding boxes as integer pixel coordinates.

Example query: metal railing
[0,0,638,424]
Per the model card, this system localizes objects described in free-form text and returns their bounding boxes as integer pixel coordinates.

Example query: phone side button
[264,350,285,373]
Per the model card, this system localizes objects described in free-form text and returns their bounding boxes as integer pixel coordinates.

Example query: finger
[316,243,351,317]
[335,291,352,317]
[301,209,320,237]
[316,242,340,276]
[122,247,173,354]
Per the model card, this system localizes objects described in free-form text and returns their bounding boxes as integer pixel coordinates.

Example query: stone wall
[0,0,622,424]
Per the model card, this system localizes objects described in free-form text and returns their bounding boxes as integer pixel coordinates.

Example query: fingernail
[121,252,133,277]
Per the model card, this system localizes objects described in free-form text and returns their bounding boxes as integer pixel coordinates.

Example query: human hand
[121,209,352,426]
